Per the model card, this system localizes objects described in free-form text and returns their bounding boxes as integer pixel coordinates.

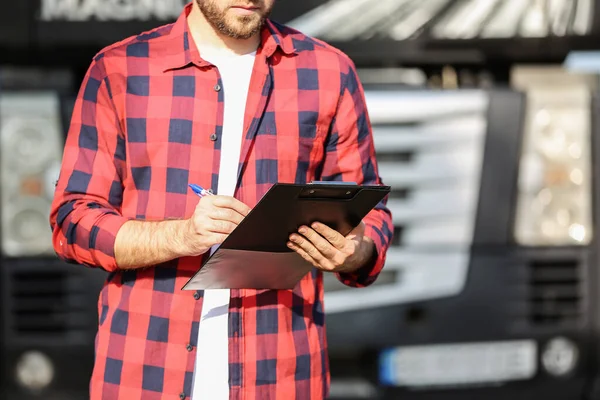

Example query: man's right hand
[185,195,252,256]
[113,195,251,270]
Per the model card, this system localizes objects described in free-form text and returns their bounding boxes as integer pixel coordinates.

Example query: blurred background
[2,0,600,399]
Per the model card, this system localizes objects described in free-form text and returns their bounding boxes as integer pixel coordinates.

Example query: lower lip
[230,6,259,15]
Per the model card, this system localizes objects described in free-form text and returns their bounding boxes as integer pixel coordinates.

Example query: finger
[310,222,347,249]
[209,207,245,224]
[289,233,336,270]
[210,196,252,216]
[287,241,319,268]
[207,219,237,234]
[296,226,338,259]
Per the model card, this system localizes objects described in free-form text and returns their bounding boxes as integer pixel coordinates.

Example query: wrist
[178,218,211,257]
[165,219,199,258]
[349,239,376,273]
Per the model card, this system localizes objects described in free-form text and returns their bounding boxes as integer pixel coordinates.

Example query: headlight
[15,351,55,392]
[3,197,56,256]
[0,92,64,257]
[512,67,594,246]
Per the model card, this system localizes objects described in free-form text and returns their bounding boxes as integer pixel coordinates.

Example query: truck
[322,66,600,400]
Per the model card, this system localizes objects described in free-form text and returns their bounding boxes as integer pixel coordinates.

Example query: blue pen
[189,184,214,198]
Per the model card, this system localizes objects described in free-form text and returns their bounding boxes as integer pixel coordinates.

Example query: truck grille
[527,259,583,327]
[9,268,90,338]
[323,89,488,313]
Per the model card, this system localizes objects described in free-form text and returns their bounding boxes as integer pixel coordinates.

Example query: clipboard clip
[301,181,360,200]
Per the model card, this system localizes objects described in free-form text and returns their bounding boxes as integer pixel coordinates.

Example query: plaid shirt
[50,3,392,399]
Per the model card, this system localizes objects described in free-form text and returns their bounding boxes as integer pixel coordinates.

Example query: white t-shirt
[191,47,256,399]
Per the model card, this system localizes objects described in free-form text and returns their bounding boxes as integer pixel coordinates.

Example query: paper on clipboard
[183,248,313,290]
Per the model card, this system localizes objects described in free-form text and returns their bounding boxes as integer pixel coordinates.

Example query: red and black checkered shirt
[50,3,392,399]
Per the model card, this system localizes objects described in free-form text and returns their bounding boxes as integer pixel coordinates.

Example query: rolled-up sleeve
[49,58,129,272]
[321,55,393,288]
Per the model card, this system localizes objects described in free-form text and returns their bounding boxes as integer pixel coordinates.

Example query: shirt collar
[159,2,296,72]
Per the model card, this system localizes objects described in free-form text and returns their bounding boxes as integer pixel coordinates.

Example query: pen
[189,184,214,198]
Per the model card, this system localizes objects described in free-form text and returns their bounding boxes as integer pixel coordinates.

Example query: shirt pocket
[257,123,326,184]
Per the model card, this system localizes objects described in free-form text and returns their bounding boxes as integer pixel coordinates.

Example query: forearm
[114,219,195,270]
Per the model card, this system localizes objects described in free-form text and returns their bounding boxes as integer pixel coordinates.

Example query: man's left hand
[287,221,374,274]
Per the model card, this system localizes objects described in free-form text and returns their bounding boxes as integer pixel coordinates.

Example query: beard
[196,0,272,39]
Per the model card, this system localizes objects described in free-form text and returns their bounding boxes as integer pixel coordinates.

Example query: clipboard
[181,182,391,290]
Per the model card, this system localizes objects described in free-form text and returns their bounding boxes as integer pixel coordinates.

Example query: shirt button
[179,393,186,400]
[186,344,193,352]
[214,84,221,92]
[209,133,217,141]
[193,292,200,300]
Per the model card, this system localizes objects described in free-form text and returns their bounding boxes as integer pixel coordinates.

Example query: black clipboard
[181,182,391,290]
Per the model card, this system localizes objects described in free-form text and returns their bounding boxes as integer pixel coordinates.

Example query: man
[49,0,393,399]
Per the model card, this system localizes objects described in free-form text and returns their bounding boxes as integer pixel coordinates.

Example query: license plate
[379,340,537,388]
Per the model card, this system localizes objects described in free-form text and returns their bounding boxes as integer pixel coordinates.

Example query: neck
[187,2,260,55]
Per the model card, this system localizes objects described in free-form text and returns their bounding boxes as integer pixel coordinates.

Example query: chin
[225,18,263,38]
